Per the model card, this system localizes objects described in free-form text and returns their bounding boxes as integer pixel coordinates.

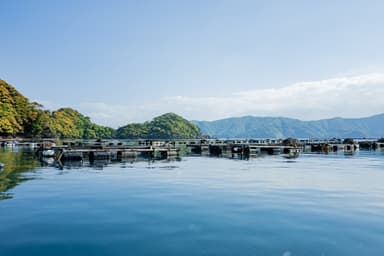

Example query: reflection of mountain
[194,114,384,138]
[0,148,38,200]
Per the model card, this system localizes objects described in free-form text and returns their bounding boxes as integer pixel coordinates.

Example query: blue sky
[1,0,384,127]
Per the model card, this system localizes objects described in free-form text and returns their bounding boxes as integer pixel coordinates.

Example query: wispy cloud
[74,73,384,127]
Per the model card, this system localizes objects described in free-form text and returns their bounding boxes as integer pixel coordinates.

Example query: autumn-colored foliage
[0,80,114,138]
[1,80,200,139]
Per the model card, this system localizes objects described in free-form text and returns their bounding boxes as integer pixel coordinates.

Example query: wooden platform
[38,145,180,162]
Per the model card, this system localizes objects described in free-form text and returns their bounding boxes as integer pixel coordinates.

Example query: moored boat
[281,148,300,159]
[42,149,55,157]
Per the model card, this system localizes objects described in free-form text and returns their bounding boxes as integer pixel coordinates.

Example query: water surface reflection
[0,148,38,200]
[0,150,384,255]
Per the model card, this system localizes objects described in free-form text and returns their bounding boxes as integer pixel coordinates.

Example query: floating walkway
[5,137,384,164]
[37,144,179,163]
[187,142,301,157]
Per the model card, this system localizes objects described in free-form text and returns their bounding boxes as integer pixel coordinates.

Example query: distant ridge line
[193,113,384,139]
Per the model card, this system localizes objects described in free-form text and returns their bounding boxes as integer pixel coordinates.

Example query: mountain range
[0,80,201,139]
[2,79,384,139]
[193,114,384,139]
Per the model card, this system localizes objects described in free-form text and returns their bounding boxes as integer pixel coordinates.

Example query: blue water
[1,151,384,255]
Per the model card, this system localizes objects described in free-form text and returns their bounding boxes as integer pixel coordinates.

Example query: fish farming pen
[56,146,179,163]
[35,141,180,164]
[29,137,384,164]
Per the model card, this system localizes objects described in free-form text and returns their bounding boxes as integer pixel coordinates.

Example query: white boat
[42,149,55,157]
[282,148,300,159]
[3,141,18,147]
[0,162,4,170]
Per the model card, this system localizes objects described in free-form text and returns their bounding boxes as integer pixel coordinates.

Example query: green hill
[116,113,202,139]
[194,114,384,139]
[1,80,201,140]
[3,79,383,140]
[0,80,114,139]
[0,80,35,135]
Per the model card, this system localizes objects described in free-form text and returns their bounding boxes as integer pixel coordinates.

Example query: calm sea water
[1,149,384,256]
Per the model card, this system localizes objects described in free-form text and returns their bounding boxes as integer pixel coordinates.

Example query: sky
[1,0,384,127]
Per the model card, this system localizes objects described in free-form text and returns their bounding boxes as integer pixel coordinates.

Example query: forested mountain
[3,79,383,140]
[194,114,384,139]
[46,108,115,138]
[116,113,202,139]
[0,80,36,135]
[0,80,114,138]
[1,80,200,139]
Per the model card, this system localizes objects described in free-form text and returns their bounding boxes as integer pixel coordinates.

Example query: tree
[0,80,115,139]
[116,113,202,139]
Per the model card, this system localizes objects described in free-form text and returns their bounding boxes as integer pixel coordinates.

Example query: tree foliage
[1,80,200,140]
[47,108,115,139]
[116,113,202,139]
[0,80,114,139]
[0,80,28,135]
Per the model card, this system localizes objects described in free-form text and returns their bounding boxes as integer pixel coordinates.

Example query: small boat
[42,149,55,157]
[0,162,4,170]
[282,148,300,159]
[3,141,17,147]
